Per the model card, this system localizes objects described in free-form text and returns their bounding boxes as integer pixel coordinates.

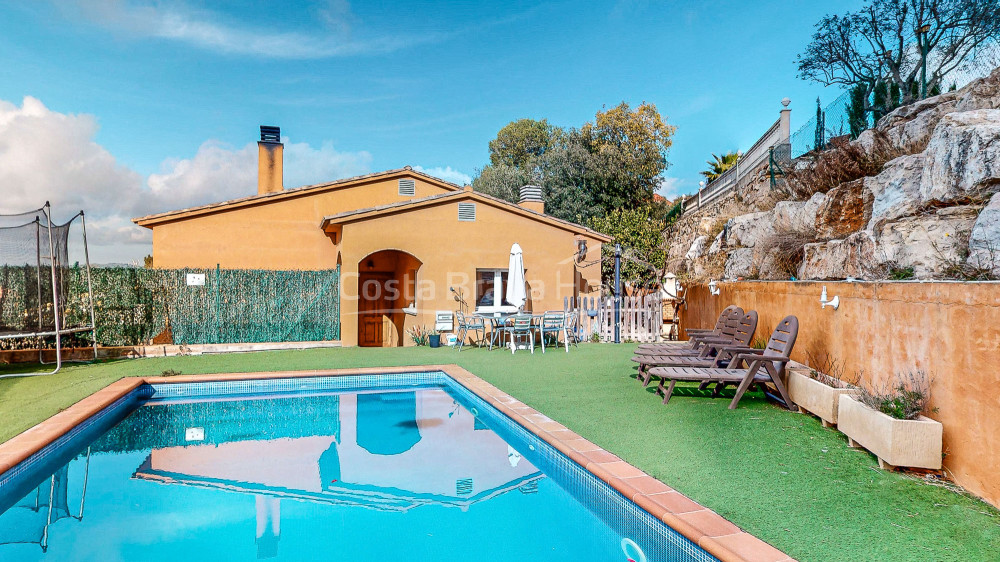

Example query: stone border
[0,364,794,562]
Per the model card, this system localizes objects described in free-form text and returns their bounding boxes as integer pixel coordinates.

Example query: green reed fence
[1,266,340,347]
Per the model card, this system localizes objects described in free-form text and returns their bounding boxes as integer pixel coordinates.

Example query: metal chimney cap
[519,185,543,202]
[260,125,281,143]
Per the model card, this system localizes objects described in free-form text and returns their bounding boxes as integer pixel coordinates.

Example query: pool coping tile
[0,363,795,562]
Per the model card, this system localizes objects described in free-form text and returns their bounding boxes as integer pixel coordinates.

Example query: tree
[700,152,740,182]
[847,83,869,138]
[589,207,666,289]
[581,102,675,211]
[488,118,559,168]
[471,163,531,203]
[797,0,1000,110]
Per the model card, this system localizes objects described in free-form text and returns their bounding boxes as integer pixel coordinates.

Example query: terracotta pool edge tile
[0,376,146,471]
[699,532,793,562]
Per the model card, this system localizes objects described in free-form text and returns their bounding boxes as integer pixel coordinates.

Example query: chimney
[518,185,544,214]
[258,125,283,195]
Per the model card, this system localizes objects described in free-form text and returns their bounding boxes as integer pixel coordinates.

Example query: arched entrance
[357,250,422,347]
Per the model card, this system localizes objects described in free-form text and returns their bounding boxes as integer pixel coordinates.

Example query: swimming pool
[0,371,718,561]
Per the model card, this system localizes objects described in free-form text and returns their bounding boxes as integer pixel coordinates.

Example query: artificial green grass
[1,345,998,561]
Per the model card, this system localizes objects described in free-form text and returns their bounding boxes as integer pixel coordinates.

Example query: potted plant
[428,329,441,348]
[406,325,428,346]
[787,356,860,427]
[837,371,943,470]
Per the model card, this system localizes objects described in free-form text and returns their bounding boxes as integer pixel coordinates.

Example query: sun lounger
[646,316,799,410]
[634,307,744,356]
[630,311,758,386]
[676,305,738,337]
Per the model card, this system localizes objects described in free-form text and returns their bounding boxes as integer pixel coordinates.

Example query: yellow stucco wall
[335,196,604,347]
[142,173,606,348]
[149,176,454,270]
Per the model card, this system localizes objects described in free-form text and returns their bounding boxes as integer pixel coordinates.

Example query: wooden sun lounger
[637,306,735,349]
[634,307,744,357]
[630,311,758,386]
[647,316,799,410]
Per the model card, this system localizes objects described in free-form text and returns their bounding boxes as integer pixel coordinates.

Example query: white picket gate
[564,293,662,343]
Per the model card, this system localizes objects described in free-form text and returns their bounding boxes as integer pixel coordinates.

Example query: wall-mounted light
[662,272,681,299]
[708,279,720,296]
[576,239,588,263]
[820,285,840,310]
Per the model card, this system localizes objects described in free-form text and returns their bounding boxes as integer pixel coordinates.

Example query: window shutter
[398,178,416,196]
[457,202,476,221]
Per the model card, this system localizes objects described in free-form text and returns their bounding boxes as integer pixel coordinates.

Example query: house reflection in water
[133,390,544,559]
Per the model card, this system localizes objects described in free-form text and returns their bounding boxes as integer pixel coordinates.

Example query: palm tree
[700,151,740,182]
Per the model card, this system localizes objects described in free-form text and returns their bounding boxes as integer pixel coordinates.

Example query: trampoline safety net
[0,204,96,367]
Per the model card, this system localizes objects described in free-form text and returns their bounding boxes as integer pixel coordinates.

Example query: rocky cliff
[675,67,1000,282]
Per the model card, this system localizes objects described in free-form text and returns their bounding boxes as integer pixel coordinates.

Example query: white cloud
[656,177,690,200]
[58,0,436,59]
[413,165,471,186]
[0,96,372,264]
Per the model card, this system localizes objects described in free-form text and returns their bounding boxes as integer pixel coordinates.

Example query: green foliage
[473,102,675,223]
[581,102,675,211]
[859,371,934,420]
[471,162,531,203]
[700,151,739,182]
[886,264,916,280]
[847,83,869,138]
[589,206,666,287]
[488,118,558,168]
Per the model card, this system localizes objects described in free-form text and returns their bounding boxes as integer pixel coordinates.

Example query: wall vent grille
[398,179,416,196]
[457,202,476,222]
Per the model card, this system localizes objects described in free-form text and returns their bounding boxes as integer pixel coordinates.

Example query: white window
[475,269,517,313]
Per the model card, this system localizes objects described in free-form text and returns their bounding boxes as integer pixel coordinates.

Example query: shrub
[858,371,934,420]
[783,130,915,200]
[761,232,815,279]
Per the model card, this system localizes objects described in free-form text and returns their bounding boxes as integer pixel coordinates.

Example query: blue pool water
[0,372,716,561]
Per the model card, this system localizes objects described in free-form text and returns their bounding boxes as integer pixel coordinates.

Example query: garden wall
[681,280,1000,508]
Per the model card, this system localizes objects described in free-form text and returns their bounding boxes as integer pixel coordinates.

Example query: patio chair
[454,310,485,352]
[564,311,581,347]
[538,311,568,353]
[631,311,758,386]
[633,307,744,356]
[508,314,535,354]
[646,315,799,410]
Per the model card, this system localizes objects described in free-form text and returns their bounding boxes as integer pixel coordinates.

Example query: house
[133,127,610,347]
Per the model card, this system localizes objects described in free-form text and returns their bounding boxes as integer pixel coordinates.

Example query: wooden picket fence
[564,293,663,343]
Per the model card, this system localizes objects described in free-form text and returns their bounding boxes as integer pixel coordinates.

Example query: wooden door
[359,273,391,347]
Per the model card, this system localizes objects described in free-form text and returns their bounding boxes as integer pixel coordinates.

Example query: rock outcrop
[968,193,1000,275]
[815,179,872,240]
[669,67,1000,282]
[773,193,825,236]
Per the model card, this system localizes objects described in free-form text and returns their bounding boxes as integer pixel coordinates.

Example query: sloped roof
[320,189,612,241]
[133,167,462,227]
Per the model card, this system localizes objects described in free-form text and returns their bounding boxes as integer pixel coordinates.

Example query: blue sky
[0,0,858,262]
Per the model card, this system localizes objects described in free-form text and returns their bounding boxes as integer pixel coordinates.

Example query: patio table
[474,312,541,350]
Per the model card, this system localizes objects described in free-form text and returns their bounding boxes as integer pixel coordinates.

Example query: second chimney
[258,125,283,195]
[518,185,544,214]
